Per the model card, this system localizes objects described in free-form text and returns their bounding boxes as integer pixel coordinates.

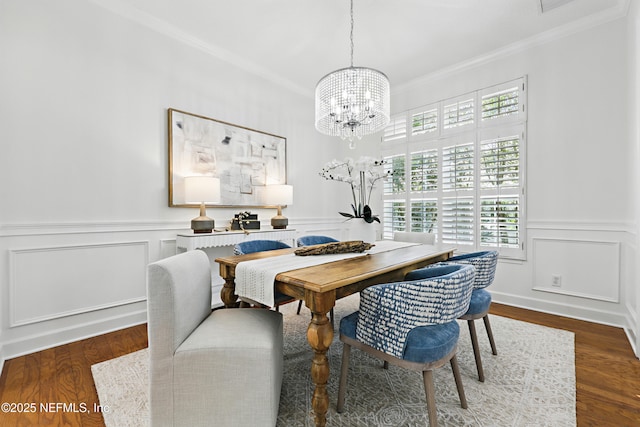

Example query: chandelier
[314,0,390,148]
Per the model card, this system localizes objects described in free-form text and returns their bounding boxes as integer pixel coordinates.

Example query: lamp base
[271,215,288,230]
[191,202,215,234]
[191,216,215,234]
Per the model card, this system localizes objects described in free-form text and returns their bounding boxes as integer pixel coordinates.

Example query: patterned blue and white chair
[295,235,339,325]
[445,251,499,382]
[337,264,476,427]
[233,240,297,310]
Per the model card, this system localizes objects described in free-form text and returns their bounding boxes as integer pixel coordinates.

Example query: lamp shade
[259,184,293,206]
[184,176,221,204]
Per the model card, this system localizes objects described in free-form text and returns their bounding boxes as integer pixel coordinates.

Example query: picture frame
[168,108,287,207]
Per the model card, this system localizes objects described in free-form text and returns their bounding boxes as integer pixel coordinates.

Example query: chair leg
[467,319,485,382]
[422,370,438,427]
[330,308,335,330]
[483,315,498,355]
[383,361,389,370]
[450,355,468,409]
[296,300,303,315]
[337,343,351,413]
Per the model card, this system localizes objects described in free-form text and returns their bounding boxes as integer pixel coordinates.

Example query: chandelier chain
[350,0,354,67]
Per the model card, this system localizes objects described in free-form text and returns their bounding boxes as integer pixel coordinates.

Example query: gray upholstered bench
[147,250,283,427]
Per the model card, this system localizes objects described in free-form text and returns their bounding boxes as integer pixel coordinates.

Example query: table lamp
[259,184,293,229]
[184,176,221,234]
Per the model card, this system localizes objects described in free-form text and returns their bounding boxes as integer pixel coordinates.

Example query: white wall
[386,17,638,352]
[628,1,640,356]
[0,0,347,360]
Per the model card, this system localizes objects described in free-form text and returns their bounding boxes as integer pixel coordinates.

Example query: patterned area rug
[92,295,576,426]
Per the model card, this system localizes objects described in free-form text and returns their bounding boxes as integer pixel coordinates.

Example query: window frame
[381,77,527,260]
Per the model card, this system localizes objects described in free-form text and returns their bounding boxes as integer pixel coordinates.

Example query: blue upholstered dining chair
[234,239,291,256]
[444,251,499,382]
[296,235,339,247]
[233,240,297,310]
[337,264,476,427]
[295,235,339,325]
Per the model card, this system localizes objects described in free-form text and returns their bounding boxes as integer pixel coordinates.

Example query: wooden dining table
[215,242,455,427]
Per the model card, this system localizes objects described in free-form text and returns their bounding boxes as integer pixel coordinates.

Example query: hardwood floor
[0,305,639,426]
[491,303,640,427]
[0,324,148,427]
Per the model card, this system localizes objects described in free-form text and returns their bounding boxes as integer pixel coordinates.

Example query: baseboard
[493,291,640,356]
[624,327,638,359]
[622,306,639,359]
[2,308,147,360]
[492,291,628,329]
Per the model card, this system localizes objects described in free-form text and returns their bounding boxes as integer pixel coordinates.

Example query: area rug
[92,295,576,426]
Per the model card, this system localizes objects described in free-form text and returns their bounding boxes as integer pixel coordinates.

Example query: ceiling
[98,0,629,96]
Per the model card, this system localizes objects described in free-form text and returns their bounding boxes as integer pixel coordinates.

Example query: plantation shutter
[442,143,474,191]
[408,149,438,237]
[441,142,474,245]
[383,115,407,142]
[410,199,438,234]
[479,127,524,255]
[411,106,438,137]
[441,197,474,245]
[382,154,407,239]
[480,80,526,126]
[380,77,526,259]
[410,149,438,192]
[443,96,474,132]
[383,200,406,239]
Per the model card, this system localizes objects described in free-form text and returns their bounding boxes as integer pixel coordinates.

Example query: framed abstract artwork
[168,108,287,207]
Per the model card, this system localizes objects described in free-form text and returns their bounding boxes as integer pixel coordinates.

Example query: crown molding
[87,0,312,98]
[393,0,631,95]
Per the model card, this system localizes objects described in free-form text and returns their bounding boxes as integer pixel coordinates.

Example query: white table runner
[235,240,417,307]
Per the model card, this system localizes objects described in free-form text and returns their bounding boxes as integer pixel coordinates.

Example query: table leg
[221,277,239,308]
[307,309,334,427]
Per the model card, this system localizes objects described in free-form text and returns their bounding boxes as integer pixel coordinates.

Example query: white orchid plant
[319,156,392,223]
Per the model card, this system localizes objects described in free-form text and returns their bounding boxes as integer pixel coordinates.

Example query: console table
[176,229,297,252]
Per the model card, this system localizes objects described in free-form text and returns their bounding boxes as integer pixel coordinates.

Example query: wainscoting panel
[9,241,148,327]
[159,238,177,259]
[532,238,620,302]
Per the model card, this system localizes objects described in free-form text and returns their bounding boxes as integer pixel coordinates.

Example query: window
[482,87,519,121]
[411,107,438,136]
[478,129,522,250]
[443,97,474,130]
[381,77,526,259]
[382,154,406,238]
[410,199,438,234]
[383,116,407,142]
[410,149,438,192]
